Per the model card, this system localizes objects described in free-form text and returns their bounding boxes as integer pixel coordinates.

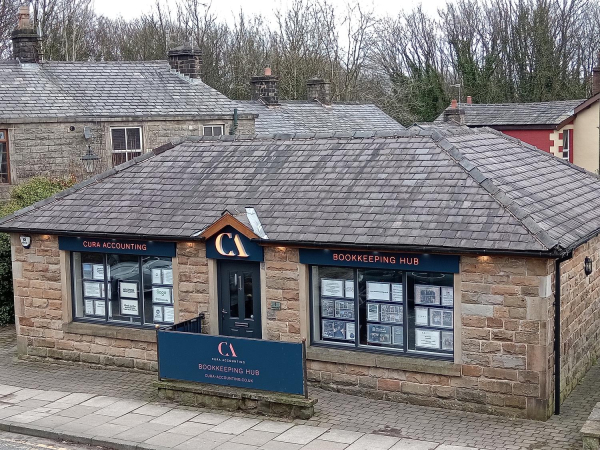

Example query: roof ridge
[180,129,425,142]
[0,150,160,227]
[430,130,560,252]
[446,99,586,108]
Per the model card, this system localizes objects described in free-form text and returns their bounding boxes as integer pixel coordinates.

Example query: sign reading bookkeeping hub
[299,248,460,273]
[157,331,305,395]
[58,236,176,257]
[205,225,264,262]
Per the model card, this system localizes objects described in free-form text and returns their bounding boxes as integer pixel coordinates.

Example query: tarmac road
[0,432,104,450]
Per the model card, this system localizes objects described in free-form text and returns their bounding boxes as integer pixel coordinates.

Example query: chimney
[306,77,332,105]
[168,45,202,79]
[443,99,465,125]
[251,68,279,105]
[11,5,41,63]
[593,53,600,97]
[466,96,472,105]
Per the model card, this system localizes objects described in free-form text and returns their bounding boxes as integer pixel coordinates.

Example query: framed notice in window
[119,281,138,299]
[152,287,172,304]
[121,299,139,316]
[415,285,440,305]
[366,282,390,301]
[321,279,344,298]
[163,306,174,323]
[415,328,440,349]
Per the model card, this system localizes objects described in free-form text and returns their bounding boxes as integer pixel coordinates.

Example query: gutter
[554,251,573,415]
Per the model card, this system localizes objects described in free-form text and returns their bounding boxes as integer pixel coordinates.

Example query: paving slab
[190,412,230,425]
[0,385,21,397]
[210,417,261,435]
[31,390,70,402]
[273,425,328,445]
[80,396,121,408]
[251,421,294,434]
[29,413,76,429]
[0,406,29,420]
[135,403,173,417]
[1,389,44,404]
[46,393,96,409]
[95,399,147,417]
[150,409,199,426]
[259,442,302,450]
[17,399,50,409]
[214,443,259,450]
[229,430,279,446]
[7,410,51,424]
[175,431,232,450]
[144,431,194,448]
[436,446,479,450]
[89,422,131,438]
[114,422,171,443]
[56,404,100,418]
[319,429,364,444]
[346,434,401,450]
[390,440,438,450]
[302,440,348,450]
[109,412,153,427]
[167,421,213,436]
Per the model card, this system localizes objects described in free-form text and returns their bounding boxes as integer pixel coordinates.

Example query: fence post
[302,338,308,399]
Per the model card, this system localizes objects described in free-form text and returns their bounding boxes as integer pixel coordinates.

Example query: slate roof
[0,60,244,120]
[435,100,585,127]
[237,101,404,134]
[2,126,600,254]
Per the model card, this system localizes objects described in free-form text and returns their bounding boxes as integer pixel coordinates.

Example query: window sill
[63,321,156,343]
[306,345,461,377]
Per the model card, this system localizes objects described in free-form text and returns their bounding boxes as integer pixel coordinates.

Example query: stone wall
[264,247,302,342]
[176,241,211,331]
[306,255,556,420]
[559,234,600,402]
[0,117,254,188]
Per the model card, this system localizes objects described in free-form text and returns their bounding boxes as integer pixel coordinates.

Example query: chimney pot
[11,5,40,63]
[168,45,202,79]
[264,67,272,76]
[451,99,458,109]
[467,96,472,105]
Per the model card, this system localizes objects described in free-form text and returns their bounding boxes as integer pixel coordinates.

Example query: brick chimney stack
[11,5,41,63]
[593,52,600,97]
[307,77,331,105]
[251,68,279,105]
[168,45,202,79]
[443,99,465,125]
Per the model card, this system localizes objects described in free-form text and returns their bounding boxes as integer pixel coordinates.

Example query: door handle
[221,309,228,315]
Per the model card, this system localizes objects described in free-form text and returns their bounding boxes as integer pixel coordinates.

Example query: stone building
[2,125,600,421]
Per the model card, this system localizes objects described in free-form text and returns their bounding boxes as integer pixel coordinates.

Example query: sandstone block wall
[558,233,600,402]
[176,241,211,331]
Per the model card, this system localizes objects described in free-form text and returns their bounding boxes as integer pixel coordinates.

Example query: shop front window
[311,265,454,358]
[72,252,174,326]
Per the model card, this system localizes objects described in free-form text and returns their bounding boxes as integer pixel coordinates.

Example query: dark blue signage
[206,225,264,262]
[299,248,459,273]
[157,331,305,395]
[58,236,176,257]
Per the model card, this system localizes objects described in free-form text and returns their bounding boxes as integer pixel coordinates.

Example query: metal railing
[161,313,205,334]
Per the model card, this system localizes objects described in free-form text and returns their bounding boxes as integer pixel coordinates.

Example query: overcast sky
[93,0,450,22]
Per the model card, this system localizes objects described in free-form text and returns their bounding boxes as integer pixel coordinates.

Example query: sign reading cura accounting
[205,225,264,262]
[157,331,305,395]
[59,236,176,257]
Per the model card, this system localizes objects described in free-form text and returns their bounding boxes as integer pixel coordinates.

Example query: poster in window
[442,331,454,351]
[392,326,404,346]
[322,320,346,340]
[119,281,138,299]
[345,280,355,299]
[346,322,356,341]
[163,306,174,323]
[391,284,403,302]
[415,285,440,305]
[151,269,162,285]
[162,269,173,285]
[152,287,172,304]
[367,303,379,322]
[321,299,335,318]
[153,305,163,322]
[441,287,454,306]
[415,307,429,326]
[84,299,94,315]
[366,282,390,301]
[82,264,93,279]
[92,264,105,281]
[415,328,441,349]
[442,310,454,328]
[335,300,355,320]
[94,300,106,317]
[380,304,403,324]
[430,309,443,327]
[121,299,139,316]
[83,281,103,298]
[321,279,344,298]
[108,300,112,318]
[367,324,391,344]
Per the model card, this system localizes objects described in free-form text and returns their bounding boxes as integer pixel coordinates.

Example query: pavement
[0,325,596,450]
[0,431,101,450]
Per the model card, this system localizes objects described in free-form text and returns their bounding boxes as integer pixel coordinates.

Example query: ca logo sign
[218,342,238,357]
[215,233,249,258]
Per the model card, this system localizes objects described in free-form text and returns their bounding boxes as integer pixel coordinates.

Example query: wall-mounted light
[81,144,100,173]
[585,257,593,276]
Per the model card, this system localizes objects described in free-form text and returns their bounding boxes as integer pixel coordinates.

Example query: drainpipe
[554,251,573,415]
[229,108,238,135]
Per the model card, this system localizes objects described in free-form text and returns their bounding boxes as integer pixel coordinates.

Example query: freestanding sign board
[157,330,306,396]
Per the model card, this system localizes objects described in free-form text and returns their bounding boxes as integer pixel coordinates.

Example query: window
[311,266,454,358]
[562,129,571,161]
[72,252,174,326]
[0,130,10,183]
[111,127,142,166]
[203,125,224,136]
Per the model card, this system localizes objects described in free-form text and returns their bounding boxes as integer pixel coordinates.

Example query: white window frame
[203,125,225,137]
[562,129,570,161]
